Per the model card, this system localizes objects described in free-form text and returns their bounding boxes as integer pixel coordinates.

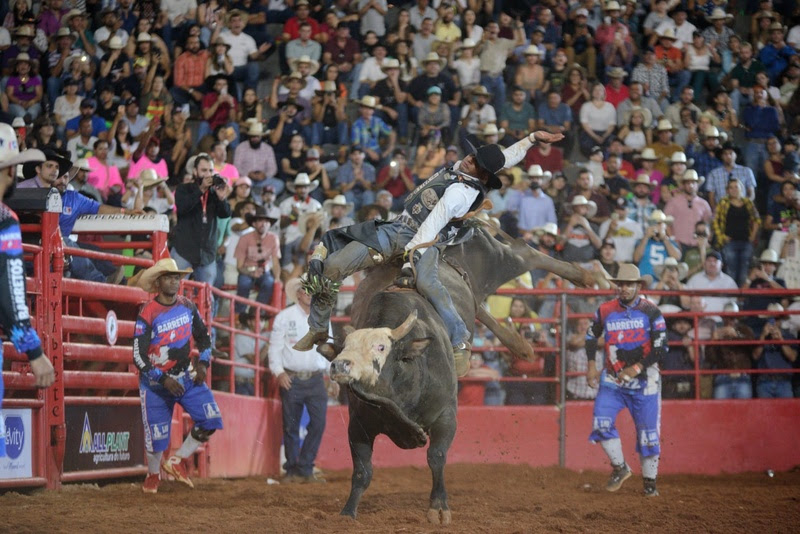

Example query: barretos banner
[64,405,145,472]
[0,409,33,479]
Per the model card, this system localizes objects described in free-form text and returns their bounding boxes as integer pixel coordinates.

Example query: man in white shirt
[286,22,322,64]
[160,0,198,51]
[654,6,696,50]
[268,278,334,483]
[93,8,129,59]
[279,174,323,266]
[599,198,644,262]
[220,9,272,96]
[409,0,437,30]
[358,0,387,37]
[685,251,739,312]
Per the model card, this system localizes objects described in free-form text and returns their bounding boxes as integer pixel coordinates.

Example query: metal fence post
[559,291,567,468]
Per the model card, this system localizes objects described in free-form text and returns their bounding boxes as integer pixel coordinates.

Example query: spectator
[220,9,271,96]
[409,0,437,31]
[687,126,723,199]
[199,74,239,147]
[578,83,616,157]
[232,308,269,396]
[351,95,396,167]
[233,122,279,193]
[210,141,238,185]
[418,87,451,142]
[322,22,361,83]
[303,148,332,202]
[686,250,738,312]
[228,176,254,212]
[742,249,788,325]
[664,169,713,250]
[267,98,305,164]
[6,53,42,120]
[566,317,601,400]
[69,158,103,203]
[460,84,496,138]
[322,194,355,228]
[86,139,125,204]
[686,31,719,99]
[536,90,572,151]
[205,37,235,79]
[278,173,323,266]
[713,179,761,286]
[458,353,501,406]
[287,56,322,101]
[599,198,644,262]
[524,141,564,175]
[371,58,409,142]
[706,302,756,399]
[633,209,682,280]
[653,28,690,101]
[740,86,781,175]
[595,1,630,50]
[603,33,633,73]
[500,86,536,142]
[599,153,632,202]
[451,38,480,98]
[563,8,596,81]
[726,41,766,114]
[337,146,376,213]
[664,86,701,128]
[94,9,129,60]
[121,96,151,141]
[66,116,98,161]
[616,80,662,128]
[235,207,281,313]
[753,304,797,398]
[375,149,414,211]
[311,80,348,148]
[358,0,387,38]
[507,166,557,236]
[560,195,601,264]
[172,153,233,285]
[479,20,525,108]
[412,131,446,181]
[171,33,209,110]
[759,21,796,85]
[286,22,322,66]
[659,150,689,205]
[567,167,611,224]
[514,45,545,102]
[764,180,799,238]
[128,126,170,181]
[660,311,696,399]
[652,257,691,309]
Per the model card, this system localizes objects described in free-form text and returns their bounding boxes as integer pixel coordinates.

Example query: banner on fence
[0,409,33,479]
[64,405,145,472]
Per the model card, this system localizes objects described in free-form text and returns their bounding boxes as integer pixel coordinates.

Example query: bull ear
[343,325,355,337]
[390,310,418,340]
[408,338,430,358]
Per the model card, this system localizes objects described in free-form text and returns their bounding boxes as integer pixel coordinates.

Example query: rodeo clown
[585,264,666,497]
[294,130,564,375]
[133,258,223,493]
[0,124,56,458]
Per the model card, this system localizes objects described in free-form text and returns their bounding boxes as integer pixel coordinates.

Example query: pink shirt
[128,155,170,181]
[215,162,240,185]
[86,157,124,200]
[636,169,664,204]
[663,194,712,246]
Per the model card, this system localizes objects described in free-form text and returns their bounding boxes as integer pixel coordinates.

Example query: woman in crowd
[617,107,652,158]
[561,66,590,121]
[140,75,173,122]
[393,40,418,84]
[685,31,719,98]
[452,39,480,100]
[578,82,616,157]
[713,179,761,286]
[238,88,263,134]
[460,8,484,42]
[280,134,307,183]
[417,86,450,143]
[6,54,43,120]
[53,79,82,139]
[28,117,61,151]
[205,38,234,78]
[108,118,138,180]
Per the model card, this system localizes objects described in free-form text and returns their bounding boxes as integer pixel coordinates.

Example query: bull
[326,225,594,524]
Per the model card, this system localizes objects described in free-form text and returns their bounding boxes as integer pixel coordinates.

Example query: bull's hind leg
[341,421,376,519]
[426,409,457,525]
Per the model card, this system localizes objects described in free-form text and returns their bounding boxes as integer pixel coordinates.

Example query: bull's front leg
[426,407,457,525]
[341,421,376,519]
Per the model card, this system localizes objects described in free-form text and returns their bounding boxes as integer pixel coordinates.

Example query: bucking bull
[320,224,595,524]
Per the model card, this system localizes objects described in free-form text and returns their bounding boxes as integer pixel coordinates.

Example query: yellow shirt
[434,21,462,43]
[486,273,535,319]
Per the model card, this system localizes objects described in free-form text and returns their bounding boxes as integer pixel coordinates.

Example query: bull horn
[390,310,418,340]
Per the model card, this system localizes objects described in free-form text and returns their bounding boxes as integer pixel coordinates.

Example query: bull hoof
[427,508,452,525]
[340,509,357,519]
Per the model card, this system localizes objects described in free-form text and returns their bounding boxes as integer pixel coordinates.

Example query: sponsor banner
[0,409,33,479]
[64,405,145,472]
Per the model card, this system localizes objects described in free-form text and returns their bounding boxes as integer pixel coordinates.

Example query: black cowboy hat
[204,73,234,91]
[278,97,304,113]
[22,148,72,180]
[244,205,279,226]
[356,203,389,223]
[463,134,504,190]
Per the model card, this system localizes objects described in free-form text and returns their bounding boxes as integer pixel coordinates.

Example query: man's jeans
[170,247,217,285]
[281,373,328,477]
[722,240,753,287]
[480,73,506,110]
[236,270,275,312]
[416,246,469,347]
[756,378,793,398]
[713,374,753,399]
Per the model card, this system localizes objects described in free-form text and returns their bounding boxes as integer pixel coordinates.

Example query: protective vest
[403,166,486,230]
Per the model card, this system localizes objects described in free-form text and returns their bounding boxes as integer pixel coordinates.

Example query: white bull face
[330,311,418,386]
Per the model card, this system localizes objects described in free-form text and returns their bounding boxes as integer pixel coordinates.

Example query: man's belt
[286,369,322,380]
[396,213,419,231]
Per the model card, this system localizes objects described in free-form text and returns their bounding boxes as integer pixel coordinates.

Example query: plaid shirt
[713,196,760,246]
[233,142,278,181]
[706,164,757,202]
[686,144,723,185]
[174,50,209,89]
[351,115,392,152]
[631,63,669,99]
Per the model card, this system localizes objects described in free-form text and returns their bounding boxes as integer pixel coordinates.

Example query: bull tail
[476,306,535,362]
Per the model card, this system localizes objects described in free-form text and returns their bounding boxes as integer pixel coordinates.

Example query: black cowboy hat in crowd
[22,147,72,180]
[245,205,279,226]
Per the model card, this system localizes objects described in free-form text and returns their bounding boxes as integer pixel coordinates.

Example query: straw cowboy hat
[74,158,91,172]
[244,122,269,137]
[526,164,545,178]
[607,67,627,79]
[654,257,689,280]
[472,85,491,97]
[108,36,124,50]
[286,173,319,193]
[137,258,193,293]
[380,58,401,71]
[535,222,559,237]
[570,195,598,218]
[138,168,165,188]
[211,37,232,50]
[670,151,691,165]
[460,38,477,49]
[648,209,674,224]
[632,174,655,188]
[14,26,34,38]
[755,10,776,21]
[603,1,622,11]
[607,263,649,284]
[768,21,785,33]
[323,194,354,215]
[656,118,677,131]
[421,52,446,67]
[358,95,380,109]
[758,248,784,264]
[0,123,43,170]
[706,7,733,22]
[14,52,32,65]
[524,44,542,56]
[54,27,77,44]
[622,105,653,129]
[245,205,279,226]
[638,147,658,161]
[315,80,337,96]
[481,123,505,138]
[61,8,84,26]
[681,169,705,186]
[289,54,320,75]
[282,71,308,89]
[659,28,678,40]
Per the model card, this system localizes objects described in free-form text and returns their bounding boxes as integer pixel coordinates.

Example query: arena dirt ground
[3,464,799,533]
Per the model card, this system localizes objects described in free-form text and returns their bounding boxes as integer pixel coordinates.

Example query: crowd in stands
[4,0,800,404]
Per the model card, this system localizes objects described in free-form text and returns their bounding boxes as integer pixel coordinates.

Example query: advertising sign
[0,409,33,479]
[64,405,145,472]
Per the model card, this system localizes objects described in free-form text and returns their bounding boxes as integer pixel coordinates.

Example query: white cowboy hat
[226,8,250,26]
[74,158,91,172]
[289,54,320,75]
[607,67,627,79]
[137,258,193,293]
[656,118,676,131]
[526,164,545,178]
[570,195,598,218]
[421,52,446,67]
[706,7,734,22]
[638,147,658,161]
[358,95,380,109]
[472,85,491,96]
[622,105,653,129]
[632,174,655,188]
[108,36,124,50]
[380,58,401,71]
[481,123,505,137]
[282,71,308,89]
[137,32,152,42]
[245,122,269,137]
[659,28,678,40]
[670,151,688,164]
[758,248,784,264]
[681,169,705,186]
[461,38,477,49]
[658,304,683,315]
[535,222,559,237]
[648,209,674,224]
[603,1,622,11]
[323,194,354,215]
[607,263,648,284]
[0,124,43,170]
[653,257,689,280]
[286,173,319,193]
[524,44,542,56]
[11,117,25,128]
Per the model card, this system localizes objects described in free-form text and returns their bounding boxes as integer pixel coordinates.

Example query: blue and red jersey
[133,295,211,384]
[0,203,42,361]
[586,297,667,385]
